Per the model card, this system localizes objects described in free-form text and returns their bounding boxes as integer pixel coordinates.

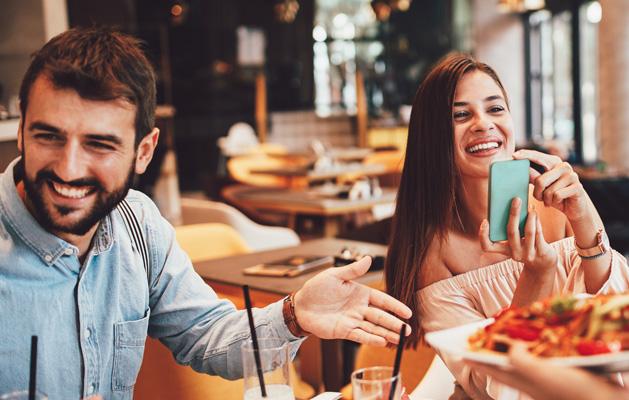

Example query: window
[525,1,600,164]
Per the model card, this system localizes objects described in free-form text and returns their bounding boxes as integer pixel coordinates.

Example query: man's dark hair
[19,27,156,145]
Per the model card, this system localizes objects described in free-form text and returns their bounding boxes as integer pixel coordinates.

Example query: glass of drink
[351,366,402,400]
[241,338,295,400]
[0,390,48,400]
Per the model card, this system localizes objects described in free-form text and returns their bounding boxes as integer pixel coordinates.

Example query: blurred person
[467,344,629,400]
[384,53,629,399]
[0,27,412,399]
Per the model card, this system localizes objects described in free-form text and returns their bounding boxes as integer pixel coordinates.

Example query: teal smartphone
[488,159,530,242]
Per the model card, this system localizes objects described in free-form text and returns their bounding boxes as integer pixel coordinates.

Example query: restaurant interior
[1,0,628,399]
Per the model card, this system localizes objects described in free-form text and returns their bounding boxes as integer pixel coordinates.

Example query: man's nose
[54,141,87,182]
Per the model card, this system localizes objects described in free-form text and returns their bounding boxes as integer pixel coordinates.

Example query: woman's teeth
[51,181,91,199]
[466,142,500,153]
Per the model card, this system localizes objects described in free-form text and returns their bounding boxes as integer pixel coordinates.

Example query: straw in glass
[389,324,406,400]
[29,335,38,400]
[243,285,267,397]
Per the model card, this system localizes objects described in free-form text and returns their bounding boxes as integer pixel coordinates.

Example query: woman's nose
[471,113,495,133]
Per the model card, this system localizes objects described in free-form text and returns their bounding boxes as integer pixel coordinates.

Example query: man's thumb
[334,256,371,281]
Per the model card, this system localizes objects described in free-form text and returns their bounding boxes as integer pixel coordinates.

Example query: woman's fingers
[507,198,523,259]
[522,211,537,262]
[541,170,576,206]
[535,215,547,250]
[479,219,511,255]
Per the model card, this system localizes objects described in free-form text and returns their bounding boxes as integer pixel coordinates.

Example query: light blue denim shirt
[0,158,302,399]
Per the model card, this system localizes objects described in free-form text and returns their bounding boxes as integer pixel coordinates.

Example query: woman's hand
[480,198,557,272]
[513,149,590,223]
[467,344,629,400]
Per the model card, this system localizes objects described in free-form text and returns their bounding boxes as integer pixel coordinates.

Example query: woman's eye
[489,106,505,113]
[453,111,469,119]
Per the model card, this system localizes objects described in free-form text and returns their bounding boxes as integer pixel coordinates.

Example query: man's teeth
[467,142,500,153]
[51,182,91,199]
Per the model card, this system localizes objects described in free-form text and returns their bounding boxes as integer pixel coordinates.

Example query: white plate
[425,318,629,372]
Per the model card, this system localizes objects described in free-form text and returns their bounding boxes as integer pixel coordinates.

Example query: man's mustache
[36,170,102,189]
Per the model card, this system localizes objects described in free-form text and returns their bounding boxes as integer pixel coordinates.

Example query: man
[0,28,411,399]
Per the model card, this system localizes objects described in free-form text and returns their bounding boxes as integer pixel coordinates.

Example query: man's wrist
[282,293,309,338]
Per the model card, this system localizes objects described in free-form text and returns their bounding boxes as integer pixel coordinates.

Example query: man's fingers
[367,288,412,319]
[347,328,387,347]
[332,256,371,281]
[358,319,401,344]
[364,306,410,338]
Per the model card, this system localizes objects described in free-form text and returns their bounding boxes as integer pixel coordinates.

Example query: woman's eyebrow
[453,95,504,107]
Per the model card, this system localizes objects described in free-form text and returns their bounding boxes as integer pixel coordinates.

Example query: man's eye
[88,141,115,151]
[35,133,62,141]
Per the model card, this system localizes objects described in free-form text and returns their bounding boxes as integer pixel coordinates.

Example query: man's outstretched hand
[293,257,412,346]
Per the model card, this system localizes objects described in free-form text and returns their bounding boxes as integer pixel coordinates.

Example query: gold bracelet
[282,293,309,337]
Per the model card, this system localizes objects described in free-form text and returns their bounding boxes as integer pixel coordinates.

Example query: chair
[174,222,251,262]
[135,223,314,400]
[227,153,307,188]
[180,197,300,251]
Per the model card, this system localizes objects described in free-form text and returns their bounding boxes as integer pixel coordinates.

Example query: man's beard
[21,161,136,236]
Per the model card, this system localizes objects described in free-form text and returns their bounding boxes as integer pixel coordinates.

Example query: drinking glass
[351,366,402,400]
[0,390,48,400]
[241,338,295,400]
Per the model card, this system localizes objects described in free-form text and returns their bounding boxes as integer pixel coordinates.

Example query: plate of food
[425,292,629,372]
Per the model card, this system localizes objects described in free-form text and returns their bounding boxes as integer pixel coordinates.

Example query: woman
[385,53,629,399]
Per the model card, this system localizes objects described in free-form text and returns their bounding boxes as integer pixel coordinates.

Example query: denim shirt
[0,158,302,400]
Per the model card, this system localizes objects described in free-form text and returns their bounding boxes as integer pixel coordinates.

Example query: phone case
[489,159,530,242]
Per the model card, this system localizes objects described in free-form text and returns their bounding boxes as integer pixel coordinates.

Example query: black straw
[29,335,38,400]
[389,325,406,400]
[243,285,267,397]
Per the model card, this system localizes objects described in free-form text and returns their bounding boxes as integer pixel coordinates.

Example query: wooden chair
[135,223,314,400]
[226,154,309,189]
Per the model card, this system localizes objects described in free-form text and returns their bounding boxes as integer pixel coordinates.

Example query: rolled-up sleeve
[142,204,303,379]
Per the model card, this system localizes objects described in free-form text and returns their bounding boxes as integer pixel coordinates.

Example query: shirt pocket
[112,312,150,392]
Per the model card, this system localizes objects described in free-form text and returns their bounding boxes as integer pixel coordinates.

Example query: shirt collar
[0,158,114,265]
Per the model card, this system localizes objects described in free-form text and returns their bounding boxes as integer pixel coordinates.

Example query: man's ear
[17,118,23,154]
[135,128,160,175]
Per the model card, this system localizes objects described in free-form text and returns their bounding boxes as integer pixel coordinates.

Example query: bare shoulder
[418,235,453,290]
[530,196,570,242]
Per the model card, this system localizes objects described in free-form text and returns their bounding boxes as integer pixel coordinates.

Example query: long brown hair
[385,53,509,347]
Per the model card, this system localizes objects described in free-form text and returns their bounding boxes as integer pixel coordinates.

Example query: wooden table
[193,238,387,391]
[224,185,396,237]
[250,163,386,187]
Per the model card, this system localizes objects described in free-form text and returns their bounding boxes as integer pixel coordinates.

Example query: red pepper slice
[504,325,541,341]
[576,340,614,355]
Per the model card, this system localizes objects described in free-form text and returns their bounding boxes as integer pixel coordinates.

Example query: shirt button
[88,383,95,394]
[64,248,74,256]
[44,254,52,262]
[85,328,92,339]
